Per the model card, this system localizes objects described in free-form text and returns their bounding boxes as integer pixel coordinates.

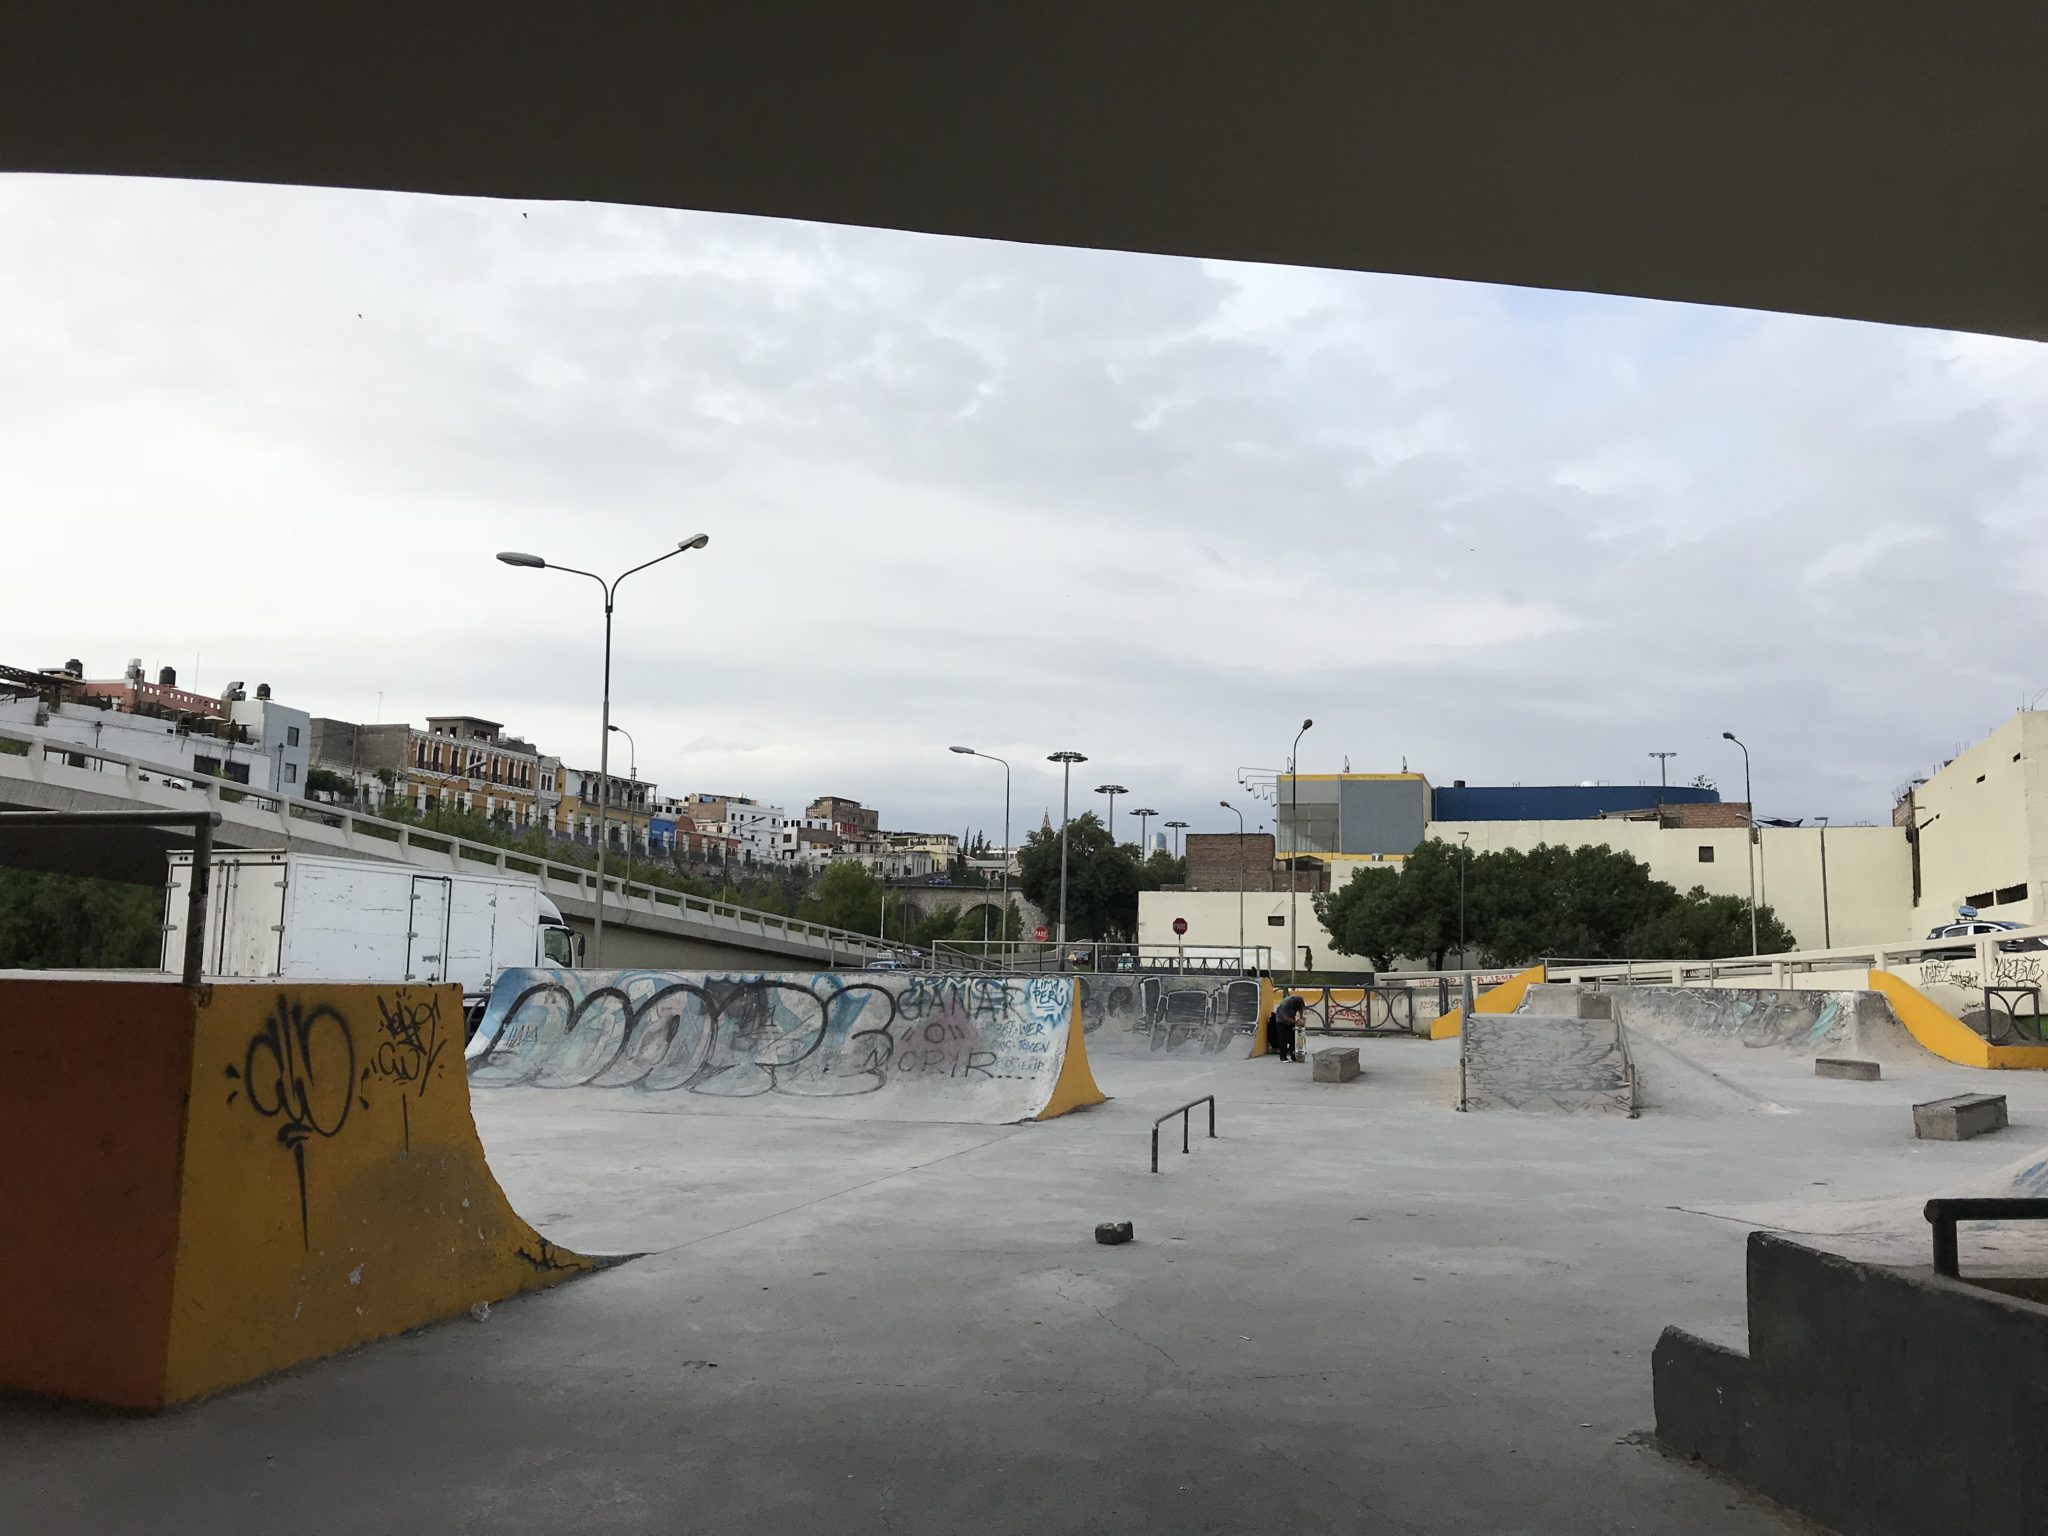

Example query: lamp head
[1219,800,1230,810]
[679,534,711,551]
[1301,718,1314,731]
[497,551,546,569]
[1722,731,1737,742]
[949,746,974,755]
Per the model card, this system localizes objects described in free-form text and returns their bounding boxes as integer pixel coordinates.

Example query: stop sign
[1034,925,1049,942]
[1172,917,1188,936]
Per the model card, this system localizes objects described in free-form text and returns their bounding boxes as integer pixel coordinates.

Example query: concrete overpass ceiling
[2,5,2042,340]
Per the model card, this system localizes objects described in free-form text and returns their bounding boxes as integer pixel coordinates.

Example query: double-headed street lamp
[1095,784,1127,844]
[1131,808,1158,857]
[948,745,1011,957]
[1048,751,1088,959]
[1220,800,1246,972]
[498,534,710,966]
[1722,730,1759,956]
[1164,819,1189,858]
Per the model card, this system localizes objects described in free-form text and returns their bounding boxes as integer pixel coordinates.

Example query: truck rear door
[407,875,452,982]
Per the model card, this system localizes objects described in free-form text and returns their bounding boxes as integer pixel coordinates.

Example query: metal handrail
[0,726,910,961]
[1923,1198,2048,1278]
[1151,1095,1217,1173]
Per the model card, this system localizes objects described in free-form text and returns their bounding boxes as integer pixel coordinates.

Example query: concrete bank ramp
[1523,983,1925,1064]
[1074,973,1266,1062]
[1,977,598,1410]
[467,969,1104,1123]
[1460,1011,1638,1114]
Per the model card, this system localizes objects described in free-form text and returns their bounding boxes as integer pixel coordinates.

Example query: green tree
[1016,813,1144,940]
[0,869,164,968]
[1315,866,1407,970]
[1623,886,1797,958]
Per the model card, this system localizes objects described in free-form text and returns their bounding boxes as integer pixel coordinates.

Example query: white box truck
[163,851,579,1026]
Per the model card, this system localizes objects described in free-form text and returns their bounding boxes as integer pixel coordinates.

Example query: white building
[0,662,310,795]
[1139,709,2048,967]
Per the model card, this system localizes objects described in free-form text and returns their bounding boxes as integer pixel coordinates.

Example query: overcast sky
[3,174,2043,842]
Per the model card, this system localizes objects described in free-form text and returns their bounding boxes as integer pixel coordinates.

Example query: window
[1698,846,1715,863]
[284,762,299,784]
[1996,883,2029,906]
[1267,915,1285,927]
[286,725,301,746]
[1966,892,1995,910]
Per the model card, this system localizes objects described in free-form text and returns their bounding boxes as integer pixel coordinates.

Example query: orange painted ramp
[0,978,603,1410]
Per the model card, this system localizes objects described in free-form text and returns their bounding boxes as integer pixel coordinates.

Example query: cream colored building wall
[1419,819,1912,950]
[1907,710,2045,928]
[1136,889,1338,969]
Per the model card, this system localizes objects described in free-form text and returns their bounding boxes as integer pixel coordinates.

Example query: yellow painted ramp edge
[1430,964,1547,1040]
[1868,969,2048,1071]
[1034,984,1109,1119]
[162,982,608,1404]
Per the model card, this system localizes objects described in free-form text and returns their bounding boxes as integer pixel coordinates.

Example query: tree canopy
[1014,812,1186,941]
[1315,837,1797,969]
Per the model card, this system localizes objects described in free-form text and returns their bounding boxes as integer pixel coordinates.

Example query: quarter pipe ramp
[467,969,1105,1123]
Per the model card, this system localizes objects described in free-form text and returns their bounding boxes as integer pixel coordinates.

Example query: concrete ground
[9,1031,2048,1534]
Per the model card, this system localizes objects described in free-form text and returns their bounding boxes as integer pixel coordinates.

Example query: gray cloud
[1,174,2043,844]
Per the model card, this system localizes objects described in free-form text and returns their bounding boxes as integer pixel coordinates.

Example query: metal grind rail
[1924,1198,2048,1278]
[1151,1095,1217,1173]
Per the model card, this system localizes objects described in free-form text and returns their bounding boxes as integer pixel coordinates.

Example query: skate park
[5,7,2046,1533]
[10,938,2048,1534]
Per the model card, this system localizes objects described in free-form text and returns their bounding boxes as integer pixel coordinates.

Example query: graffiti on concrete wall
[469,970,1074,1098]
[1075,973,1261,1056]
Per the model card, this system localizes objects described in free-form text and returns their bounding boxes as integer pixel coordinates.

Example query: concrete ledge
[1815,1056,1881,1081]
[1654,1231,2048,1535]
[1312,1047,1361,1083]
[1915,1092,2008,1141]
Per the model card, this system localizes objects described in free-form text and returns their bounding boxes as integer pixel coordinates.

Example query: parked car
[1918,919,2048,960]
[866,955,907,971]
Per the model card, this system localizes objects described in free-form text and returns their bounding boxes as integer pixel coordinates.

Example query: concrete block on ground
[1312,1048,1361,1083]
[1913,1093,2008,1141]
[1094,1221,1134,1245]
[1815,1057,1881,1081]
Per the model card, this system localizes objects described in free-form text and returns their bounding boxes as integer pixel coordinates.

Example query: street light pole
[498,534,709,967]
[1095,784,1127,844]
[1164,819,1189,858]
[950,746,1011,963]
[1288,718,1313,983]
[1722,730,1758,955]
[1221,800,1246,973]
[1048,750,1088,964]
[1815,815,1831,948]
[1458,829,1471,970]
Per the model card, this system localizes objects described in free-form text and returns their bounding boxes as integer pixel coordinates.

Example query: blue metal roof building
[1429,784,1720,822]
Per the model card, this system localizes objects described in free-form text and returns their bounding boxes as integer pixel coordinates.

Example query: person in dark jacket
[1269,993,1308,1062]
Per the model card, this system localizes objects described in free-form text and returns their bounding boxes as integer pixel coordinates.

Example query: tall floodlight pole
[950,746,1011,962]
[1095,784,1127,844]
[1288,719,1313,983]
[1649,750,1676,804]
[1723,730,1758,955]
[1164,819,1189,858]
[498,534,710,966]
[1131,808,1158,857]
[1048,751,1088,965]
[1221,800,1247,973]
